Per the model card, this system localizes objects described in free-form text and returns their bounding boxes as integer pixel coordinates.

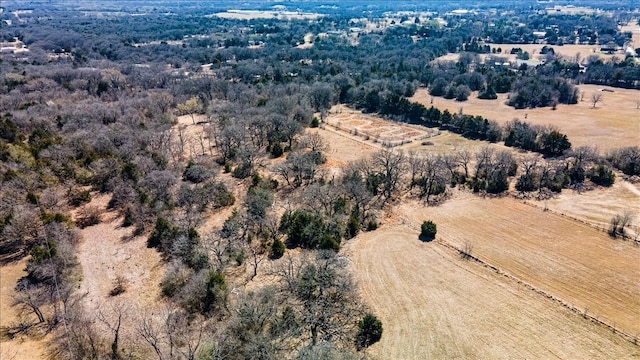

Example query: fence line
[437,240,639,346]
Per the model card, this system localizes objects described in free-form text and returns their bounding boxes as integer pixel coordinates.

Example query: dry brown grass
[395,194,640,337]
[345,222,640,359]
[0,259,50,360]
[411,84,640,150]
[76,195,165,313]
[620,21,640,49]
[314,121,640,357]
[530,180,640,237]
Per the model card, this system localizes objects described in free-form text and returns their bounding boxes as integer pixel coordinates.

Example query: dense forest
[1,1,639,359]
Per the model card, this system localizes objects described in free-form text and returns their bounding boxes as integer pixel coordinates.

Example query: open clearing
[75,195,165,315]
[411,84,640,150]
[316,117,640,357]
[528,180,640,236]
[621,21,640,49]
[395,195,640,337]
[346,223,640,359]
[325,104,437,147]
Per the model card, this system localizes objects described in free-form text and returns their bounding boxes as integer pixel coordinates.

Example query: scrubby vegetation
[1,0,638,358]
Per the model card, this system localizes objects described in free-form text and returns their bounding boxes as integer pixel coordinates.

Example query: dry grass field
[528,180,640,236]
[411,84,640,150]
[75,195,165,315]
[395,195,640,338]
[345,224,640,359]
[314,116,640,358]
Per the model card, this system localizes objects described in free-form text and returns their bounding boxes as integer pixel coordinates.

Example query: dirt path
[73,195,166,353]
[345,223,640,359]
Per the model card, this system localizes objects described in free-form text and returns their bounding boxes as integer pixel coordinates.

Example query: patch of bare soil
[0,259,50,360]
[324,105,436,147]
[411,84,640,150]
[74,194,165,350]
[305,127,379,178]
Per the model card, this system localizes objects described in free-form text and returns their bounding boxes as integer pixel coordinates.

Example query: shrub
[270,142,284,158]
[420,220,437,241]
[270,239,285,259]
[232,163,252,179]
[76,206,102,228]
[366,220,378,231]
[588,164,615,187]
[356,313,383,350]
[183,161,210,183]
[68,188,92,207]
[109,275,127,296]
[280,209,341,251]
[161,262,192,297]
[344,215,360,239]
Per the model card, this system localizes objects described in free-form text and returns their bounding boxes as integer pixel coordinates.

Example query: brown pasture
[528,180,640,237]
[411,84,640,151]
[346,224,640,359]
[394,195,640,337]
[312,119,640,357]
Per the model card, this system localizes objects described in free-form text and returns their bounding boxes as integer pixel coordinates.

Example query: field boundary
[322,109,438,148]
[520,199,640,244]
[437,239,640,346]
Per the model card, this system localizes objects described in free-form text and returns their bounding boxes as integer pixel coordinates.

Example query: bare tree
[370,150,407,203]
[591,93,602,109]
[609,211,635,238]
[474,146,495,180]
[137,309,208,360]
[12,285,47,323]
[455,149,472,179]
[97,302,128,360]
[410,154,449,204]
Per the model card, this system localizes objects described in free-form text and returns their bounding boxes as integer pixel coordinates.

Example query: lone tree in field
[420,220,437,241]
[591,93,602,109]
[356,313,383,350]
[609,211,634,238]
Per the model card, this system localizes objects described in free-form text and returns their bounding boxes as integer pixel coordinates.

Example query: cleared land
[346,223,640,359]
[75,196,165,314]
[411,84,640,150]
[528,180,640,236]
[395,195,640,337]
[621,21,640,49]
[325,104,437,147]
[314,114,640,357]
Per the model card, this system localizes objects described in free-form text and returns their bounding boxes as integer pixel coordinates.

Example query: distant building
[600,41,617,54]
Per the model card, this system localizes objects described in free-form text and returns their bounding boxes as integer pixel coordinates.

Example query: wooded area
[1,0,639,359]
